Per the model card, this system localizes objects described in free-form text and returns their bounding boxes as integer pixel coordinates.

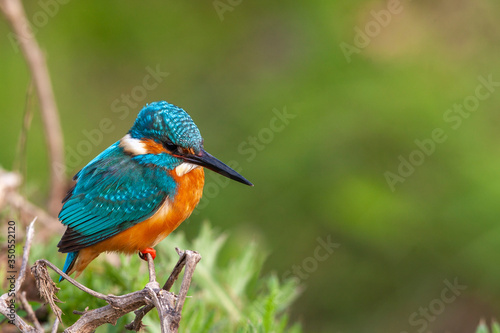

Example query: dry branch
[27,249,201,333]
[1,243,201,333]
[0,214,202,333]
[14,218,37,299]
[0,0,65,215]
[18,292,43,332]
[0,245,200,333]
[0,218,42,333]
[126,249,201,331]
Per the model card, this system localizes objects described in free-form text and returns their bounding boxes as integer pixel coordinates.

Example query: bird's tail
[59,251,78,282]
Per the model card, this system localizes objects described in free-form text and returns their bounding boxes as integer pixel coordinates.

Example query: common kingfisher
[57,101,252,281]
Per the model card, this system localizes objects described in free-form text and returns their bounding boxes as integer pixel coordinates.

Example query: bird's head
[122,101,252,186]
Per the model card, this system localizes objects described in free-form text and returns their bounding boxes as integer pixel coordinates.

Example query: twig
[30,249,201,333]
[174,250,201,314]
[0,296,38,333]
[64,290,151,333]
[19,292,43,332]
[163,249,189,291]
[125,250,188,330]
[50,317,59,333]
[0,219,202,333]
[125,249,201,332]
[34,260,109,301]
[0,218,41,333]
[0,0,65,215]
[146,285,177,332]
[147,253,156,283]
[12,218,37,302]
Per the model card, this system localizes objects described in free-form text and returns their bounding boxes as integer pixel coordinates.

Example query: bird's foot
[139,248,156,261]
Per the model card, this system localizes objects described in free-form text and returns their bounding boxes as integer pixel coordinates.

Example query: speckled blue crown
[129,101,203,152]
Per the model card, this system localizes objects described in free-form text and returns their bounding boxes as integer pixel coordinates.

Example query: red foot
[139,248,156,261]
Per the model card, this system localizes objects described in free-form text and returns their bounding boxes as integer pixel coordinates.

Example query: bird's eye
[162,141,177,152]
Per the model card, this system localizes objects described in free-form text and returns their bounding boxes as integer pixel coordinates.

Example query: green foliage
[475,321,500,333]
[48,222,301,332]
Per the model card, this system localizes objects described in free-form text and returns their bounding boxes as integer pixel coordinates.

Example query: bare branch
[13,218,37,301]
[0,215,202,333]
[174,250,201,314]
[0,0,65,215]
[147,253,156,283]
[50,317,59,333]
[146,286,177,332]
[64,290,151,333]
[19,292,43,332]
[125,251,188,330]
[29,249,201,333]
[0,294,39,333]
[0,218,42,333]
[126,249,201,332]
[163,249,189,291]
[33,260,110,301]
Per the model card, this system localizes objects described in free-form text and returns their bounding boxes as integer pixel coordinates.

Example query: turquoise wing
[57,142,176,253]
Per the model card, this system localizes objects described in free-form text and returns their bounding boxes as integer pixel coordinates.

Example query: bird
[57,101,252,281]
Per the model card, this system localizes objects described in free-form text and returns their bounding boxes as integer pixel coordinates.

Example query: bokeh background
[2,0,500,332]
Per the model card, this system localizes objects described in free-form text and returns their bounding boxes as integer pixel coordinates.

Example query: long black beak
[180,148,253,186]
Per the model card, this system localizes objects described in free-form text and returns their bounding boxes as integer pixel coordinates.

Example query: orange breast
[72,166,205,276]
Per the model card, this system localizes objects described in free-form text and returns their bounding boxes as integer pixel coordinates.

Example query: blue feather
[60,251,78,282]
[57,141,177,252]
[129,101,203,153]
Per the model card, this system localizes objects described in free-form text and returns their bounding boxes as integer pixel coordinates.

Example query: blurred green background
[2,0,500,332]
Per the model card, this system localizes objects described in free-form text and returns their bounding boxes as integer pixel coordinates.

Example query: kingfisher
[57,101,252,281]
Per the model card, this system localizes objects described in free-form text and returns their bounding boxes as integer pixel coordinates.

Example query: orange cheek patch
[142,139,169,154]
[181,148,195,155]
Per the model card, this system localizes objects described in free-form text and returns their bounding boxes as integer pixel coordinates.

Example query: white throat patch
[175,162,200,177]
[119,134,148,155]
